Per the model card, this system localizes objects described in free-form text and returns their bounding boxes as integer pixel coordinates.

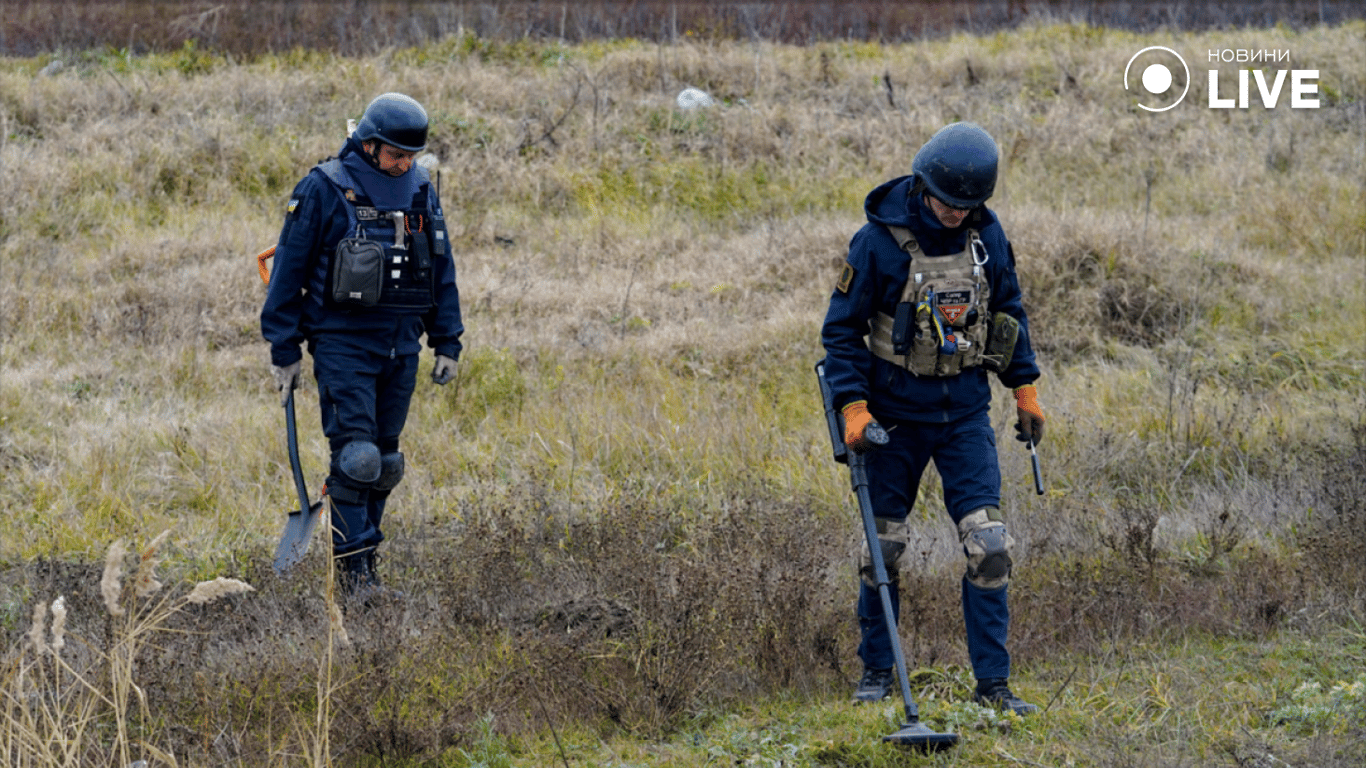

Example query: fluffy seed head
[50,596,67,653]
[102,539,127,617]
[28,602,47,654]
[135,529,172,598]
[328,600,350,647]
[185,577,254,605]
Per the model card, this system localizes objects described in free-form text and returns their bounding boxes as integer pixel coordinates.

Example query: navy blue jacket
[821,175,1039,423]
[261,139,463,367]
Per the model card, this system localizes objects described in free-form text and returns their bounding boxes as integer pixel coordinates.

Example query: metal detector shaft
[1028,438,1044,496]
[848,442,919,724]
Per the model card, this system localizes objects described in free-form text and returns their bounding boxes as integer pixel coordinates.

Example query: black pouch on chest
[331,236,384,307]
[409,223,432,281]
[891,301,915,355]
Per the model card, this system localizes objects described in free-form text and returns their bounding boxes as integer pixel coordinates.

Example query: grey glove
[271,361,302,406]
[431,354,457,386]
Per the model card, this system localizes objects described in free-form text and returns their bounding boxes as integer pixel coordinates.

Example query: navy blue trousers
[310,335,418,555]
[855,407,1013,681]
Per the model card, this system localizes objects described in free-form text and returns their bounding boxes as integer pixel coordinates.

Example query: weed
[1269,676,1366,737]
[1,533,253,767]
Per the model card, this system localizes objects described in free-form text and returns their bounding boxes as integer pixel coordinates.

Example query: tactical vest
[316,158,442,312]
[866,225,993,377]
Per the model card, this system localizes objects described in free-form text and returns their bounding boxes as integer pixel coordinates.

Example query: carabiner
[970,233,989,266]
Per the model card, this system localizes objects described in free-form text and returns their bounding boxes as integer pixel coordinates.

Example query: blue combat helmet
[912,122,998,209]
[354,93,429,153]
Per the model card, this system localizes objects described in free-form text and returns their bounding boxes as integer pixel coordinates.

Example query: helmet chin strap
[360,140,384,169]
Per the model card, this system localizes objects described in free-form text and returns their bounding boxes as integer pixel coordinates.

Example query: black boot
[853,667,895,703]
[973,678,1039,715]
[336,549,402,606]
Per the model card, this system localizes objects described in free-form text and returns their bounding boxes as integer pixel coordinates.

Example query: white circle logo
[1125,47,1190,112]
[1142,64,1173,93]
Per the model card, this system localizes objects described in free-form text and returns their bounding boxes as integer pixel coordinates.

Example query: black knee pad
[373,451,405,491]
[334,440,381,486]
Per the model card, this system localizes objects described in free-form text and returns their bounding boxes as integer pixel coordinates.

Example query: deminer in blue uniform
[261,93,463,602]
[820,122,1046,714]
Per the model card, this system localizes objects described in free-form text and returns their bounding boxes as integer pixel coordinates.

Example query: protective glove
[1013,384,1046,445]
[271,361,302,407]
[431,354,457,386]
[842,400,881,454]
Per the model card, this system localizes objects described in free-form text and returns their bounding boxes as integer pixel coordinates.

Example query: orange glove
[1013,384,1045,445]
[842,400,878,454]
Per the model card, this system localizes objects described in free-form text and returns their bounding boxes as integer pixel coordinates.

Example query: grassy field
[0,15,1364,767]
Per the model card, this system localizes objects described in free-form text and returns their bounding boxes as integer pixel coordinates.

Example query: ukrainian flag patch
[836,262,856,294]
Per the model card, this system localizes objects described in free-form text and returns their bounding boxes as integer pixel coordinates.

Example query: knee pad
[326,482,367,505]
[958,507,1014,590]
[373,451,405,491]
[335,440,382,486]
[859,517,910,588]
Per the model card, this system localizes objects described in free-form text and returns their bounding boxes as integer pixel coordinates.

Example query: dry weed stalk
[1,531,254,768]
[304,534,348,768]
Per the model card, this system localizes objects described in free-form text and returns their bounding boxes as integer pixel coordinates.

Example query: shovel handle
[285,390,311,514]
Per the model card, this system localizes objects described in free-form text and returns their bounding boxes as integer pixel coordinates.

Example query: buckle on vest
[356,207,380,221]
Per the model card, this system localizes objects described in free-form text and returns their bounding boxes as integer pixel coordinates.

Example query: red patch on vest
[939,305,967,323]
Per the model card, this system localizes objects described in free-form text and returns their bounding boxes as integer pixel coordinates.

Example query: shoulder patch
[836,262,856,294]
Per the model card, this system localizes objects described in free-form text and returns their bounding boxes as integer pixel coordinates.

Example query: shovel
[816,360,958,751]
[272,388,324,574]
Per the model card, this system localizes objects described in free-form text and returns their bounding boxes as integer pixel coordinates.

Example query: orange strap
[256,245,276,285]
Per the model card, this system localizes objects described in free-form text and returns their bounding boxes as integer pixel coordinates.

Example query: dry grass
[5,1,1361,57]
[0,17,1363,766]
[2,534,253,766]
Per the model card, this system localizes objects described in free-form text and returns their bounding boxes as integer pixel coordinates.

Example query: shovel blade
[273,500,324,574]
[883,721,958,751]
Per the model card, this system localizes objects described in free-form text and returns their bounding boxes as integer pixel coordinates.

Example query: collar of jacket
[903,184,974,255]
[338,137,420,211]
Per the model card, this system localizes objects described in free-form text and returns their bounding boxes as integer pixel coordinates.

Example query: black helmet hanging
[354,93,429,153]
[912,122,998,209]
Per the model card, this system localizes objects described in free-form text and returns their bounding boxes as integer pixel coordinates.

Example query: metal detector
[816,361,958,750]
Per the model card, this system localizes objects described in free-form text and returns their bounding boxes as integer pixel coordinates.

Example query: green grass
[381,628,1365,767]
